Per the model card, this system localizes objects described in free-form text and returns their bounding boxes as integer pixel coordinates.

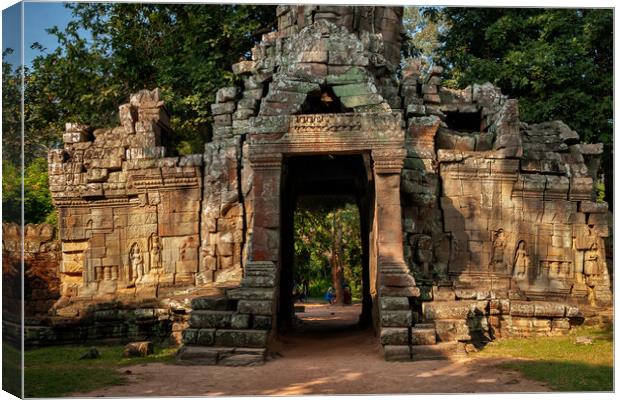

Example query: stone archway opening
[278,154,374,335]
[246,112,414,360]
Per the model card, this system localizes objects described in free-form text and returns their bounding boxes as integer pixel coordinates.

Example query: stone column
[372,148,420,360]
[232,152,283,335]
[372,148,418,295]
[248,153,282,263]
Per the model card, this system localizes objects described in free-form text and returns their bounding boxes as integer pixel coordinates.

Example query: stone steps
[411,326,437,345]
[411,342,466,361]
[176,345,266,366]
[189,310,250,329]
[177,267,276,366]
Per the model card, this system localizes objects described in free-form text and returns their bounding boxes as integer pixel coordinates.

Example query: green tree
[2,49,23,166]
[432,8,612,146]
[23,157,55,225]
[2,160,22,224]
[294,200,362,303]
[25,3,276,155]
[402,6,444,63]
[2,49,24,224]
[3,4,277,225]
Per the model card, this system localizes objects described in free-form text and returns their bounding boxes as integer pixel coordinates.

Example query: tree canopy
[24,3,276,158]
[429,7,612,146]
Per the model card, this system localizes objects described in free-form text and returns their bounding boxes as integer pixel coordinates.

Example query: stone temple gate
[46,5,612,364]
[249,112,414,333]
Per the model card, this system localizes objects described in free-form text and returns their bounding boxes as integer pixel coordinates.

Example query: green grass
[2,342,22,397]
[24,344,176,398]
[475,325,613,391]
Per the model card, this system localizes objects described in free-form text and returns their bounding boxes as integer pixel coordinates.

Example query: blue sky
[2,1,77,67]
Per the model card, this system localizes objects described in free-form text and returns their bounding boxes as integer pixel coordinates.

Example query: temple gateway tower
[48,5,612,364]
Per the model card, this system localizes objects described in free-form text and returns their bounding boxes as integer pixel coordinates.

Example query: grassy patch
[2,342,22,397]
[24,344,176,397]
[475,325,613,391]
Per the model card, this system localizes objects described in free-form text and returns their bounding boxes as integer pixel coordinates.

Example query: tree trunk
[330,213,345,306]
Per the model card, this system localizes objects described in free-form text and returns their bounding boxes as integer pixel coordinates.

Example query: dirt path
[75,302,550,396]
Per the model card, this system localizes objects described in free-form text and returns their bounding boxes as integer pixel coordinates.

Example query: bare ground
[74,302,550,397]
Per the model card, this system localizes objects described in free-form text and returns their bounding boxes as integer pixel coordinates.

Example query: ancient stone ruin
[39,5,612,363]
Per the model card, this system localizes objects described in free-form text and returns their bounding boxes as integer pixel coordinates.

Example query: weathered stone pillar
[372,148,420,360]
[248,153,283,263]
[373,148,418,294]
[241,152,283,332]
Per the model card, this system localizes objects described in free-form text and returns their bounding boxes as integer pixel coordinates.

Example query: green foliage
[26,3,276,155]
[24,157,55,224]
[402,7,444,62]
[2,49,24,166]
[596,181,606,203]
[24,344,176,397]
[2,157,55,224]
[476,325,613,391]
[432,8,613,145]
[2,159,22,224]
[294,200,362,298]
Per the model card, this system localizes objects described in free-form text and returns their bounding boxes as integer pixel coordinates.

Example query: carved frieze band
[288,112,402,135]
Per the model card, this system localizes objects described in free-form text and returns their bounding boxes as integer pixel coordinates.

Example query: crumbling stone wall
[1,223,204,347]
[398,61,612,309]
[2,223,61,317]
[2,223,61,345]
[44,5,612,359]
[48,89,203,306]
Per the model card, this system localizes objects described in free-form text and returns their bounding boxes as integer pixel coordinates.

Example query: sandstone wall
[48,89,204,306]
[397,59,612,312]
[2,223,61,317]
[40,6,612,353]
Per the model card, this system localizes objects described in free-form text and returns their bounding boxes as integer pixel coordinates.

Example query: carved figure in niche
[490,229,507,271]
[149,234,162,269]
[512,241,530,279]
[129,242,144,281]
[414,235,433,274]
[584,243,599,278]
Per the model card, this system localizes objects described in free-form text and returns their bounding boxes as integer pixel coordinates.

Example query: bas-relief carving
[129,242,145,283]
[490,229,507,272]
[149,233,162,270]
[413,235,432,274]
[512,241,530,279]
[583,243,600,279]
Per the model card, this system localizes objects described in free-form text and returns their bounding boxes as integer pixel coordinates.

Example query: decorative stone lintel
[248,153,283,171]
